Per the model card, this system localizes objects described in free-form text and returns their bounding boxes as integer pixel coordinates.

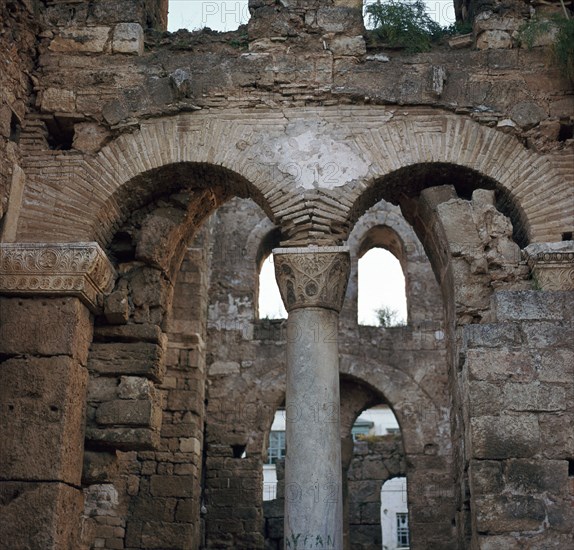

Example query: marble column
[274,246,350,550]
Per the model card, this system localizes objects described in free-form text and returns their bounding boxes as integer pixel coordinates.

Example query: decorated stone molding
[0,242,116,311]
[523,242,574,291]
[273,246,350,312]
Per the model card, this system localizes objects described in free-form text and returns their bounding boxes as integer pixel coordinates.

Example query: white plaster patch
[244,119,371,189]
[208,294,254,339]
[84,484,119,517]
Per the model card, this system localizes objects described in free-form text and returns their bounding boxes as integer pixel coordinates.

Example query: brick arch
[339,114,570,246]
[16,107,571,246]
[16,113,285,245]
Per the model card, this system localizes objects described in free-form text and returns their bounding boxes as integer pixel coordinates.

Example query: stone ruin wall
[0,0,573,549]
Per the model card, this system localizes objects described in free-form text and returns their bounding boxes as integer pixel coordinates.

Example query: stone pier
[274,247,350,550]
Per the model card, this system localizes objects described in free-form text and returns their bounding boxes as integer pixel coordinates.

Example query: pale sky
[167,0,456,32]
[259,249,407,325]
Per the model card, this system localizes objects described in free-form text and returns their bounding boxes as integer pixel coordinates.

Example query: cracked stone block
[0,356,88,485]
[112,23,144,55]
[41,87,76,113]
[0,482,83,549]
[49,27,111,53]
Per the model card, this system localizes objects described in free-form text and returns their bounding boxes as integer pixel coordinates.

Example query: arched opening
[381,477,410,550]
[348,405,408,549]
[263,406,286,501]
[258,253,287,320]
[168,0,249,32]
[358,248,407,327]
[82,163,276,550]
[255,227,286,320]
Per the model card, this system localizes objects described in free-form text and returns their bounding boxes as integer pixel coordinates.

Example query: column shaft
[285,307,343,549]
[274,246,350,550]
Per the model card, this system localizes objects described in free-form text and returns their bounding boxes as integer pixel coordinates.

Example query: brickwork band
[274,247,350,550]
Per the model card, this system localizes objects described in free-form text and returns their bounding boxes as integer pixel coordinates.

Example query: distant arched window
[168,0,249,32]
[258,253,287,319]
[358,247,407,327]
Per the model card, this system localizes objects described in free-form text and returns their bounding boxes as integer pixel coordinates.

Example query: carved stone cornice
[273,246,350,312]
[0,242,116,311]
[523,242,574,291]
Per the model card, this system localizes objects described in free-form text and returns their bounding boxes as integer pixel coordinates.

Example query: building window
[396,512,410,548]
[267,431,285,465]
[351,420,374,441]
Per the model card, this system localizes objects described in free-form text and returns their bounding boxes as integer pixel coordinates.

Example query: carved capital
[273,246,350,313]
[0,242,116,311]
[523,242,574,291]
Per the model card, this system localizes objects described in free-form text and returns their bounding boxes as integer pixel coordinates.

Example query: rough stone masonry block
[463,323,521,349]
[465,348,536,382]
[503,382,568,412]
[85,426,160,451]
[49,26,111,53]
[470,414,540,459]
[474,494,546,533]
[41,87,76,113]
[96,398,162,428]
[0,356,88,484]
[505,459,569,496]
[0,481,83,549]
[88,342,166,382]
[492,291,574,322]
[112,23,144,55]
[0,297,93,364]
[150,475,194,498]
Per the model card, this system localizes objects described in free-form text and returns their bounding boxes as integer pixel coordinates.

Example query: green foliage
[518,16,554,49]
[375,305,405,327]
[229,28,249,49]
[555,16,574,82]
[366,0,444,52]
[518,15,574,83]
[442,20,473,36]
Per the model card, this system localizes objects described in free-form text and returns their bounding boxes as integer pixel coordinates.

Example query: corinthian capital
[273,246,350,313]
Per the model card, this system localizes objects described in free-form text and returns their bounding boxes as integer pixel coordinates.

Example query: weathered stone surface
[88,342,166,382]
[0,297,93,363]
[49,27,111,53]
[112,23,144,55]
[328,36,366,56]
[476,30,513,50]
[465,349,536,382]
[150,475,194,498]
[96,398,161,427]
[40,87,76,113]
[0,482,83,549]
[94,323,165,344]
[82,451,119,485]
[72,122,110,154]
[510,101,547,129]
[208,360,240,376]
[492,290,574,322]
[474,494,547,533]
[470,415,540,459]
[85,426,160,451]
[0,356,87,484]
